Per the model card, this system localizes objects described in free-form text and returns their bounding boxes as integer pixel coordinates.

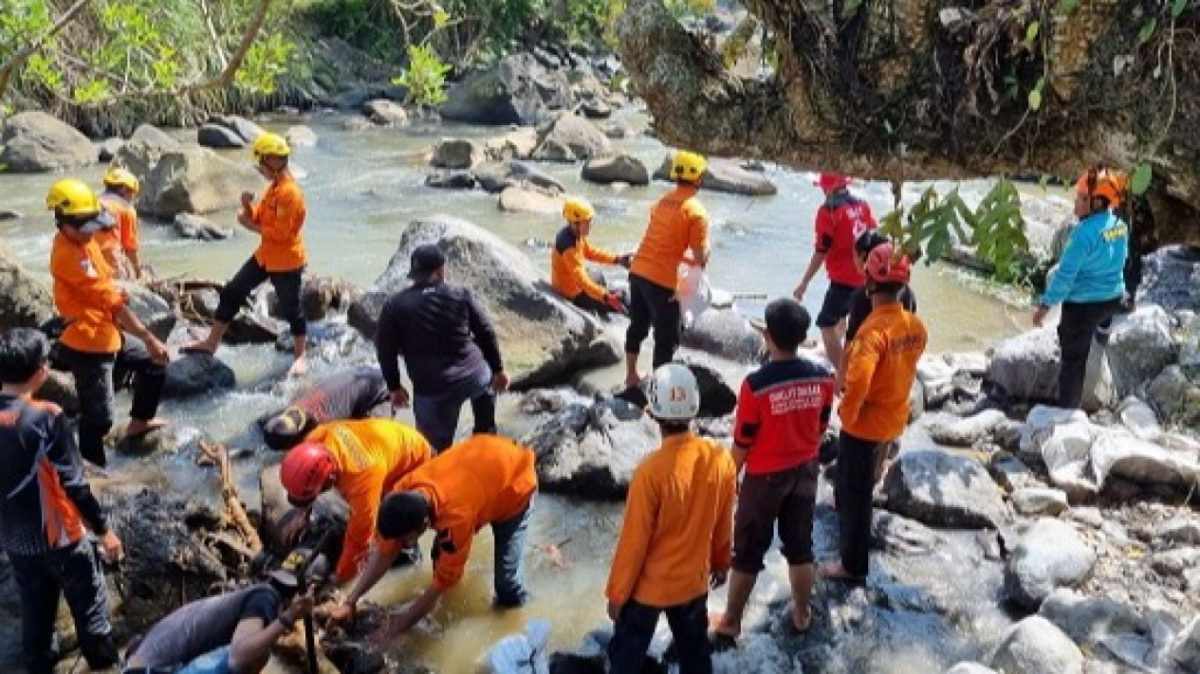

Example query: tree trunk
[617,0,1200,246]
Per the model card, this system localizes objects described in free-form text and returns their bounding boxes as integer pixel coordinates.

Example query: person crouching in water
[551,197,632,315]
[606,363,737,673]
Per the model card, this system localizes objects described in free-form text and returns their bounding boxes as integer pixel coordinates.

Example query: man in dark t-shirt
[260,365,389,451]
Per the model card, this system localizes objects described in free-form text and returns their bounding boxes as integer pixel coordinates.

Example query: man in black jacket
[375,245,508,452]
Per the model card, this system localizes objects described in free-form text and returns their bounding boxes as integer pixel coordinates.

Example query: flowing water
[0,108,1035,672]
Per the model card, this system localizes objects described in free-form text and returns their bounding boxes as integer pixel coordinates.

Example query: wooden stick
[198,441,263,554]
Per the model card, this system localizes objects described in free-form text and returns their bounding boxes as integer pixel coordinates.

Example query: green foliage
[236,31,295,93]
[393,44,451,105]
[664,0,715,18]
[1131,162,1154,196]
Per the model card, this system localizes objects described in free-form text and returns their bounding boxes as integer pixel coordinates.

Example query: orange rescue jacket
[253,172,306,272]
[98,192,139,254]
[550,225,617,301]
[630,185,709,290]
[50,232,126,354]
[840,302,928,441]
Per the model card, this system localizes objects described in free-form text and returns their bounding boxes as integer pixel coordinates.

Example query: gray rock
[0,242,54,330]
[96,137,125,162]
[531,138,576,162]
[988,616,1084,674]
[0,111,94,172]
[881,449,1011,529]
[483,127,539,161]
[363,99,409,126]
[1119,396,1163,441]
[532,114,613,162]
[207,115,263,143]
[944,664,998,674]
[266,274,359,322]
[440,52,573,125]
[285,125,318,148]
[141,148,263,218]
[1158,517,1200,545]
[652,155,777,196]
[430,138,481,169]
[1162,616,1200,674]
[1140,246,1200,313]
[1004,518,1097,610]
[34,369,78,414]
[1037,588,1145,646]
[581,154,649,185]
[174,213,233,241]
[474,160,563,194]
[163,353,235,398]
[1090,430,1199,489]
[580,98,612,119]
[498,186,564,214]
[986,328,1060,403]
[871,511,943,556]
[1011,487,1068,516]
[348,215,621,389]
[425,170,476,190]
[925,409,1008,446]
[1151,547,1200,577]
[197,124,246,149]
[1149,366,1193,419]
[1107,306,1178,398]
[599,120,632,139]
[681,359,737,417]
[112,124,181,182]
[680,308,764,362]
[121,283,175,341]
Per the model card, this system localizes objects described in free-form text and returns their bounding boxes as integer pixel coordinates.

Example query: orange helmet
[280,441,336,506]
[1074,167,1127,209]
[865,241,912,284]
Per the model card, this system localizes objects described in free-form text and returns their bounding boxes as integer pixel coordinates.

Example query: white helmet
[647,363,700,421]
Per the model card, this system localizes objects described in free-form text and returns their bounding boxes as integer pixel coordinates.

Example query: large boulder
[96,137,125,162]
[1090,430,1200,489]
[924,409,1008,446]
[348,216,621,388]
[880,449,1011,529]
[0,242,54,329]
[1004,518,1096,610]
[163,353,235,398]
[987,616,1084,674]
[440,52,573,125]
[363,99,409,126]
[1037,589,1145,647]
[474,160,563,194]
[652,155,778,196]
[121,283,176,341]
[0,111,94,172]
[531,114,613,162]
[985,328,1059,402]
[197,123,246,149]
[680,308,765,362]
[498,186,565,215]
[430,138,482,169]
[141,147,263,218]
[1139,246,1200,312]
[1105,306,1177,397]
[112,124,182,180]
[581,154,650,185]
[266,274,360,322]
[1011,488,1069,517]
[483,127,539,161]
[207,115,264,143]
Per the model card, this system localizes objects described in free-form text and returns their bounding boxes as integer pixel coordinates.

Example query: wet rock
[197,123,246,148]
[944,664,998,674]
[871,511,943,555]
[581,154,650,185]
[113,124,182,180]
[1037,589,1145,646]
[1140,245,1200,312]
[1091,431,1199,489]
[34,369,78,414]
[682,360,737,417]
[267,274,360,322]
[425,170,477,189]
[349,215,621,388]
[925,409,1007,446]
[224,307,283,344]
[988,616,1083,674]
[1118,396,1163,440]
[988,451,1037,491]
[1162,616,1200,674]
[0,111,94,172]
[285,125,318,148]
[499,185,566,214]
[122,282,176,341]
[174,212,234,241]
[342,116,374,132]
[163,352,236,397]
[97,137,125,162]
[1011,488,1068,516]
[208,114,264,143]
[599,120,632,139]
[1151,548,1200,577]
[652,155,777,196]
[880,449,1011,529]
[0,241,54,329]
[475,159,564,194]
[1004,519,1096,610]
[141,147,264,218]
[483,127,539,161]
[1149,365,1196,420]
[532,113,613,162]
[430,138,482,169]
[364,99,409,126]
[440,52,573,125]
[985,328,1059,403]
[1158,517,1200,545]
[1107,306,1177,397]
[680,308,765,362]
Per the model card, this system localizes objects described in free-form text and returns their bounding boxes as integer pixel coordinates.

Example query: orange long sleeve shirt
[50,232,126,354]
[375,434,537,591]
[840,303,928,441]
[630,185,709,290]
[550,225,617,301]
[605,432,736,608]
[252,172,306,272]
[306,419,432,582]
[97,192,140,254]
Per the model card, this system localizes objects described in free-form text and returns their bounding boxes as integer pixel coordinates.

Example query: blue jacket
[1041,210,1128,306]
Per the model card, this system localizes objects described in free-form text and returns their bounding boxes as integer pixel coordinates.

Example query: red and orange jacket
[97,191,140,255]
[50,232,126,354]
[551,225,617,301]
[840,303,927,441]
[252,172,306,272]
[630,185,709,290]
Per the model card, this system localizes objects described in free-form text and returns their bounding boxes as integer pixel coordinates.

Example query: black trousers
[59,334,165,467]
[215,256,307,336]
[625,274,681,369]
[10,540,117,674]
[608,594,711,674]
[835,431,882,579]
[1057,298,1122,409]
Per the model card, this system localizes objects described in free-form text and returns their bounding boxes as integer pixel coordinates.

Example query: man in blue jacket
[1033,167,1129,409]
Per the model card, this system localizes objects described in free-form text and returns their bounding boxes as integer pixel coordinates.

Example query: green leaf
[1027,88,1042,111]
[1131,162,1153,195]
[1138,18,1158,45]
[1172,0,1188,18]
[843,0,863,13]
[1057,0,1080,12]
[1025,21,1040,46]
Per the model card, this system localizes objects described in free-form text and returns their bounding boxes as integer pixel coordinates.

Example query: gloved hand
[604,292,627,314]
[616,253,633,269]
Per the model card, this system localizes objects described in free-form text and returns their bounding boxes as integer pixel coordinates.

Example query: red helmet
[280,441,336,506]
[865,241,912,284]
[816,173,851,194]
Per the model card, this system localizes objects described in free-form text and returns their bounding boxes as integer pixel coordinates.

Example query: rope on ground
[197,441,263,555]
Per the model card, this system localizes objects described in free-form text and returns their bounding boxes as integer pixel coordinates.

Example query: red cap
[865,241,912,284]
[816,173,852,193]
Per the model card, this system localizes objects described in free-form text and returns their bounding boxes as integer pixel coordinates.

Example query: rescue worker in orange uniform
[95,167,143,280]
[47,179,169,468]
[276,418,432,583]
[605,363,736,674]
[624,151,711,389]
[183,133,309,376]
[329,434,537,642]
[822,241,926,583]
[551,197,632,315]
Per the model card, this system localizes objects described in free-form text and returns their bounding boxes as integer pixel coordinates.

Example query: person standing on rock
[0,328,124,673]
[1033,167,1130,410]
[276,418,432,583]
[374,244,508,452]
[329,434,537,642]
[552,197,633,315]
[843,230,918,391]
[712,299,835,642]
[47,179,169,467]
[793,173,877,379]
[95,167,143,280]
[624,150,711,390]
[259,365,390,451]
[822,242,926,583]
[606,363,736,674]
[183,132,310,376]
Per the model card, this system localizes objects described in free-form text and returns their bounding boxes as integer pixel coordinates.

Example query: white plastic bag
[676,264,712,330]
[484,619,552,674]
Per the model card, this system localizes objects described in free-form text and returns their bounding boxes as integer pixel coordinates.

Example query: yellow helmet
[670,150,706,183]
[251,132,291,162]
[562,197,595,225]
[46,179,114,231]
[102,167,140,195]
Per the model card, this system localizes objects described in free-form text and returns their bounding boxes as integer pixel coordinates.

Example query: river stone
[1149,366,1194,419]
[33,370,78,415]
[425,170,477,190]
[483,127,539,161]
[1091,430,1199,489]
[880,449,1011,529]
[0,111,94,172]
[652,155,778,196]
[348,215,621,389]
[925,409,1008,446]
[1140,246,1200,312]
[1158,517,1200,545]
[266,274,359,322]
[1107,306,1177,398]
[197,123,246,149]
[871,511,943,556]
[121,282,175,341]
[985,328,1059,403]
[113,124,182,182]
[532,113,613,162]
[1011,488,1069,516]
[580,98,613,119]
[430,138,481,169]
[0,242,54,330]
[499,185,565,215]
[988,616,1083,674]
[285,125,318,148]
[207,114,264,143]
[475,160,564,194]
[1004,518,1096,610]
[1151,548,1200,577]
[163,353,235,398]
[680,308,765,362]
[97,137,125,162]
[174,213,233,241]
[1118,396,1163,441]
[1037,589,1145,647]
[944,665,998,674]
[363,99,409,126]
[141,147,264,218]
[581,154,650,185]
[440,52,573,125]
[680,358,737,417]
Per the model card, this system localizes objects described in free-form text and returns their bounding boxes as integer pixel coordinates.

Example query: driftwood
[197,441,263,555]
